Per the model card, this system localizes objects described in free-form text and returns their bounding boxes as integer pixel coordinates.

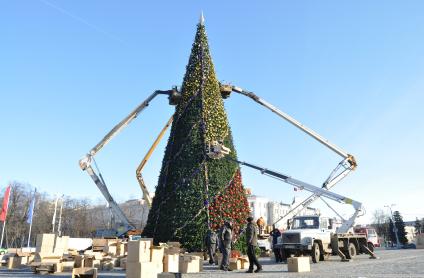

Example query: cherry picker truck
[228,159,378,262]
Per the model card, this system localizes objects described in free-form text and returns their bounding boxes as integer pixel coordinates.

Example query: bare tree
[371,209,390,240]
[0,182,146,247]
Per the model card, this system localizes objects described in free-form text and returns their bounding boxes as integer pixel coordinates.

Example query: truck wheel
[367,242,375,253]
[345,243,357,259]
[311,242,320,263]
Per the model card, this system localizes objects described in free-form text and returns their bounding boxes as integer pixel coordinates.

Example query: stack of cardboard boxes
[126,239,162,278]
[178,255,201,273]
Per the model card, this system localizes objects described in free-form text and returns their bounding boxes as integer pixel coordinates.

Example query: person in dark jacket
[245,217,262,273]
[270,227,282,262]
[205,229,218,265]
[219,221,233,271]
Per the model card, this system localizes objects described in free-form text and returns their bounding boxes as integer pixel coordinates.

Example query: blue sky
[1,1,423,222]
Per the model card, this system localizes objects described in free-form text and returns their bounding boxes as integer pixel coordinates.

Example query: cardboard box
[127,239,152,263]
[151,246,165,263]
[163,254,179,272]
[16,249,31,257]
[167,242,181,248]
[126,261,160,278]
[116,242,127,256]
[155,262,163,274]
[33,253,61,264]
[164,247,180,255]
[19,256,30,265]
[238,256,249,269]
[104,245,117,256]
[7,256,22,269]
[92,238,107,249]
[229,258,242,270]
[84,257,101,268]
[110,257,119,267]
[188,252,203,271]
[36,234,56,253]
[101,261,114,271]
[179,255,200,273]
[62,261,75,272]
[53,262,62,273]
[120,257,127,269]
[72,267,97,278]
[54,236,69,255]
[102,239,118,255]
[74,255,84,268]
[287,256,310,272]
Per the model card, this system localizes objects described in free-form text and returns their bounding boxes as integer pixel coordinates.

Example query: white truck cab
[281,215,335,262]
[280,215,374,263]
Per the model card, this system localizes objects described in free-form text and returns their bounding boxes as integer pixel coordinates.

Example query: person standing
[219,220,233,271]
[270,227,282,262]
[246,217,262,273]
[205,228,218,265]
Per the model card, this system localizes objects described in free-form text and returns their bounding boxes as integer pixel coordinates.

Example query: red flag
[0,186,11,222]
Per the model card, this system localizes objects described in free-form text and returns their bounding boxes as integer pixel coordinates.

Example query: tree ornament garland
[142,21,250,251]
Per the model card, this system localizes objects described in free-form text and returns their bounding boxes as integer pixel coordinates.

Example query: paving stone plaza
[1,249,423,278]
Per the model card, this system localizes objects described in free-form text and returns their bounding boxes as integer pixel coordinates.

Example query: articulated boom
[231,159,363,233]
[79,88,180,235]
[218,84,358,223]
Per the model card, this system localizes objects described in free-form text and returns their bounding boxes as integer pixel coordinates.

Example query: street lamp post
[385,204,401,249]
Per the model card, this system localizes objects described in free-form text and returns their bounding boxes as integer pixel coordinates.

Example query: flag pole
[0,187,11,248]
[0,221,6,248]
[27,191,36,248]
[52,196,59,234]
[57,196,64,236]
[27,219,33,248]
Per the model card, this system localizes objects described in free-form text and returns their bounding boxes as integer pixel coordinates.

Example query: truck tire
[345,242,357,259]
[311,242,320,263]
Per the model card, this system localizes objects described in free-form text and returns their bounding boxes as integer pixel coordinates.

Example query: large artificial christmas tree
[143,18,250,251]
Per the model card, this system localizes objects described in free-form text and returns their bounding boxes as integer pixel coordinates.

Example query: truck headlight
[303,238,312,245]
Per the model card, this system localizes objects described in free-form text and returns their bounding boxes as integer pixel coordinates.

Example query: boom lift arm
[220,84,357,189]
[79,88,180,234]
[136,115,174,207]
[231,158,363,233]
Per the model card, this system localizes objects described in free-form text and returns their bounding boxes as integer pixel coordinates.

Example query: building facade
[247,194,320,230]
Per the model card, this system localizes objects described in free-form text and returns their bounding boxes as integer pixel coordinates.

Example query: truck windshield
[292,217,319,229]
